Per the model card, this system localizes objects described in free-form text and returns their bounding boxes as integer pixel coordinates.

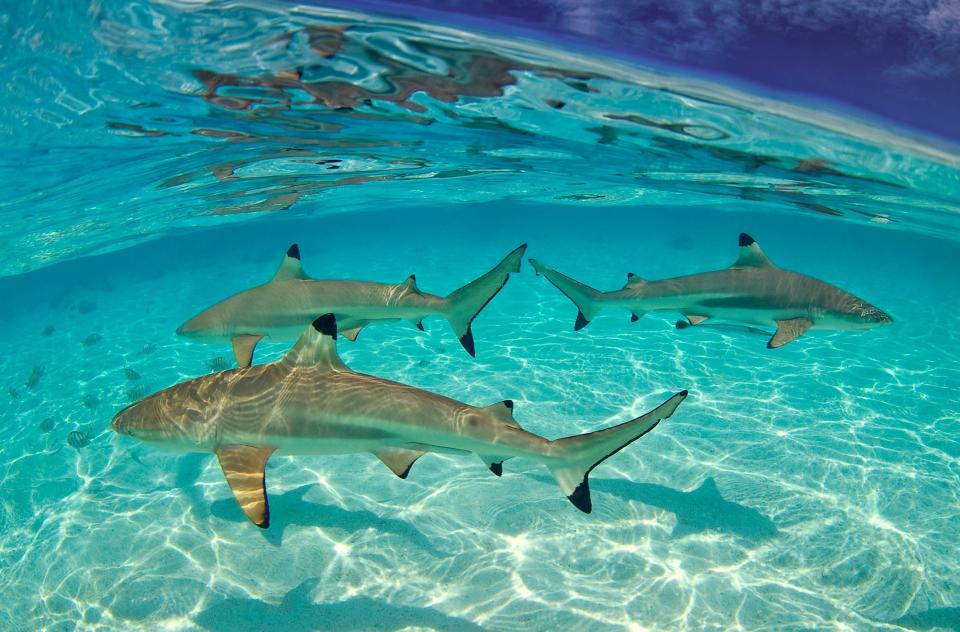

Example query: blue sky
[321,0,960,144]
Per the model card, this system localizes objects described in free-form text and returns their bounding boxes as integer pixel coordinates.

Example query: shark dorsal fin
[733,233,773,268]
[483,400,522,429]
[273,244,309,281]
[624,272,646,289]
[216,445,275,528]
[400,274,420,293]
[283,314,347,370]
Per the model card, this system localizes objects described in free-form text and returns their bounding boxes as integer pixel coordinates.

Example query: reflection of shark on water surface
[114,314,688,528]
[177,243,527,367]
[530,233,892,349]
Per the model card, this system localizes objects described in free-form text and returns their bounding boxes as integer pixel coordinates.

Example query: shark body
[530,233,891,348]
[113,314,688,528]
[178,244,527,367]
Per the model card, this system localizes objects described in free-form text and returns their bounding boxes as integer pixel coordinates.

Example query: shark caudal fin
[548,390,688,513]
[528,259,604,330]
[442,244,527,357]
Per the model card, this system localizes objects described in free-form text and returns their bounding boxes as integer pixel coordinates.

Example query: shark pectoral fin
[374,448,426,479]
[768,318,812,348]
[232,335,264,368]
[684,314,709,326]
[216,445,275,528]
[272,244,309,281]
[283,315,348,370]
[340,324,366,342]
[482,400,522,429]
[733,233,774,268]
[477,454,509,476]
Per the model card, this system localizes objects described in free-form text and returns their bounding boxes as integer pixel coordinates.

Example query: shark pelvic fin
[768,317,812,348]
[232,335,263,368]
[273,244,309,281]
[478,454,508,476]
[685,314,709,326]
[400,274,420,293]
[284,314,348,370]
[482,400,522,429]
[733,233,773,268]
[340,324,366,341]
[217,445,275,528]
[374,448,426,479]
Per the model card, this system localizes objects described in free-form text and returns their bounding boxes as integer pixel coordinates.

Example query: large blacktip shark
[177,243,527,367]
[113,314,688,528]
[529,233,892,348]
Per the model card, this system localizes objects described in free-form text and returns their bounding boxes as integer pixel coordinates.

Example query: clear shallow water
[1,2,960,631]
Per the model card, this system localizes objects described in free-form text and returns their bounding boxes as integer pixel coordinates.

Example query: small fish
[81,333,102,346]
[207,356,230,372]
[42,325,55,337]
[82,394,99,409]
[141,343,156,355]
[124,368,141,381]
[126,384,148,402]
[67,430,90,449]
[77,300,97,314]
[8,387,20,400]
[25,365,45,389]
[39,417,55,432]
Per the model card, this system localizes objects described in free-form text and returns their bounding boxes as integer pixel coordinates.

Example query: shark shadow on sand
[884,607,960,631]
[209,484,439,552]
[193,579,487,632]
[531,474,777,541]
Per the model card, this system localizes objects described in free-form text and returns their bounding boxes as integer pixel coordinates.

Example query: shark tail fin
[528,259,604,330]
[442,244,527,357]
[547,391,687,513]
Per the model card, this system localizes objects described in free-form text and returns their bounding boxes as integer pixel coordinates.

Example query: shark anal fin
[216,445,275,528]
[273,244,309,281]
[733,233,773,268]
[374,448,426,479]
[685,314,709,326]
[232,335,264,368]
[769,318,812,348]
[340,324,366,342]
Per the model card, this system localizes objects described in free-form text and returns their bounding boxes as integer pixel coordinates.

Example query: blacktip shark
[112,314,688,528]
[177,243,527,367]
[529,233,891,348]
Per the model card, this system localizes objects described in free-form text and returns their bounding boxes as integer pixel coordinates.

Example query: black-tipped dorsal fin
[283,314,348,370]
[273,244,309,281]
[624,272,646,289]
[733,233,773,268]
[400,274,420,293]
[482,400,522,429]
[216,445,275,528]
[374,448,426,479]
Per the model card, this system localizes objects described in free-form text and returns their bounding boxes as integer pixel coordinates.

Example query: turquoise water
[2,1,960,631]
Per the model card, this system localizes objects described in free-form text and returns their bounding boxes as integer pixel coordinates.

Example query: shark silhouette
[113,314,688,528]
[530,233,891,348]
